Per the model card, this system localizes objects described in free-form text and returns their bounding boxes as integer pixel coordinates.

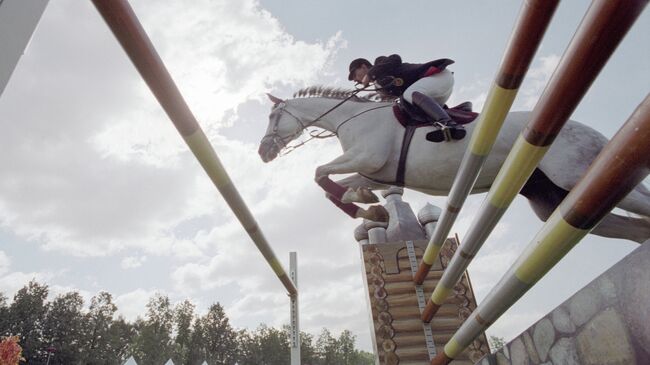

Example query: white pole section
[0,0,49,97]
[290,251,300,365]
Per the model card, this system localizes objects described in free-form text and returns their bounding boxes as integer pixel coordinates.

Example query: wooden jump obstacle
[356,189,490,364]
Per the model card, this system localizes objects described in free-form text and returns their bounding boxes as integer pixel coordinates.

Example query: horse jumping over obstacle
[258,92,650,243]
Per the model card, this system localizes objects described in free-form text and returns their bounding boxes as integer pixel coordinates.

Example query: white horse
[258,87,650,243]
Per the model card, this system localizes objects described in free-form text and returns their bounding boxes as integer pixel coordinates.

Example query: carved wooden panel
[362,238,490,365]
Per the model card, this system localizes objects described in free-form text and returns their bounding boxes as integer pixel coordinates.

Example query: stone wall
[477,241,649,365]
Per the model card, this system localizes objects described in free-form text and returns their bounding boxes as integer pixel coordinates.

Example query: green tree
[42,292,85,364]
[315,328,340,365]
[238,325,290,365]
[132,293,174,365]
[201,303,238,365]
[80,291,118,364]
[298,331,317,365]
[172,299,195,365]
[8,280,48,362]
[105,316,135,363]
[187,317,206,365]
[0,293,9,337]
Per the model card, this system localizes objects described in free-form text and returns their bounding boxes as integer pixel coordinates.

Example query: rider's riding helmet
[348,58,373,81]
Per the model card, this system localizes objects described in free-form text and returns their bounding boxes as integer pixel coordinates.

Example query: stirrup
[436,122,452,142]
[426,123,466,143]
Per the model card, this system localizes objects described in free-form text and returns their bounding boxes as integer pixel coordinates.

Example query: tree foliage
[0,280,374,364]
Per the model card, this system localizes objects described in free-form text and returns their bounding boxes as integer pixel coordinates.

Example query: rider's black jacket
[367,54,454,97]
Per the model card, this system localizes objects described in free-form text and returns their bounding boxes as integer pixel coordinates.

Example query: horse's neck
[297,98,380,132]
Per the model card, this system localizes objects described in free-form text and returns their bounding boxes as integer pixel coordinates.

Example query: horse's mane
[292,85,394,103]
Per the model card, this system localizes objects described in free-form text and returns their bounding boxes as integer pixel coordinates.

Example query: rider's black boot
[411,91,466,142]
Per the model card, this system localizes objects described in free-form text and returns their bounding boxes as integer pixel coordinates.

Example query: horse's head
[258,94,308,163]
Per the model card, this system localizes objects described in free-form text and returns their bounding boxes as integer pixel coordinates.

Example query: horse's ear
[267,93,284,105]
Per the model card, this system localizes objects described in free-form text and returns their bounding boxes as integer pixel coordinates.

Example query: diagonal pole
[91,0,297,296]
[431,93,650,365]
[421,0,647,322]
[414,0,560,285]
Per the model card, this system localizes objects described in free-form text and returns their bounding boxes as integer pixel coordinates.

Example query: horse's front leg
[315,153,382,204]
[315,153,387,222]
[336,174,391,204]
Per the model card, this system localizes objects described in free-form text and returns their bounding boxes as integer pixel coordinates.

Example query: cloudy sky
[1,0,648,351]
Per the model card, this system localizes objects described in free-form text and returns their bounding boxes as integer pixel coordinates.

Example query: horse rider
[348,55,465,142]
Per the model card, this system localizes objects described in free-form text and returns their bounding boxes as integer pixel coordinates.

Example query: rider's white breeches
[402,69,454,105]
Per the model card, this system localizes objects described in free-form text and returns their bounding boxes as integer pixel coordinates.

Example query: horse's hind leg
[591,213,650,243]
[616,183,650,217]
[520,168,569,222]
[521,169,650,243]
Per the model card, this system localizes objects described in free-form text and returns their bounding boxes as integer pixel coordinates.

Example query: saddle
[383,98,479,187]
[393,98,478,128]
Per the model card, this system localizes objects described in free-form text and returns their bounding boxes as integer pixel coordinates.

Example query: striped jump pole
[421,0,647,322]
[414,0,560,285]
[431,94,650,365]
[92,0,297,296]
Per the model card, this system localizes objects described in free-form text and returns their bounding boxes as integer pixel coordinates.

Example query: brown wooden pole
[431,93,650,365]
[421,0,647,324]
[414,0,560,285]
[522,0,648,147]
[91,0,298,296]
[561,94,650,229]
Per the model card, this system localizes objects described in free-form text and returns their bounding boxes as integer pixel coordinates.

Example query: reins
[276,85,390,156]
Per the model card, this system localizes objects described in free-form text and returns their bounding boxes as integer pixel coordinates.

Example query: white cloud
[114,288,159,321]
[0,271,51,299]
[0,0,344,261]
[0,251,10,276]
[517,54,561,109]
[121,256,148,269]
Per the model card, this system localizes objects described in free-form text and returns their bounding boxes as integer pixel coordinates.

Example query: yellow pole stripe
[183,130,231,188]
[488,136,549,208]
[270,258,286,277]
[515,211,589,284]
[422,241,443,265]
[431,284,452,305]
[444,337,464,358]
[469,85,519,156]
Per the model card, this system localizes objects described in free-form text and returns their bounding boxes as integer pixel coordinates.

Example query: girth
[359,122,425,187]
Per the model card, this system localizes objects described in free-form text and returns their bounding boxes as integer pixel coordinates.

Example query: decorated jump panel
[361,238,488,365]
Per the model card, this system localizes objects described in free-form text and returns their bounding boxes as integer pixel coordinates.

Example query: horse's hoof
[365,205,389,222]
[357,187,380,203]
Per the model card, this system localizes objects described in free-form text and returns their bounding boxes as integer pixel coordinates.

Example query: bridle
[262,85,390,156]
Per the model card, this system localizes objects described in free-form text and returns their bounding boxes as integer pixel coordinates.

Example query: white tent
[122,357,138,365]
[164,359,175,365]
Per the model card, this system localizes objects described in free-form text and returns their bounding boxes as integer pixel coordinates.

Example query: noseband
[263,102,309,151]
[262,85,384,156]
